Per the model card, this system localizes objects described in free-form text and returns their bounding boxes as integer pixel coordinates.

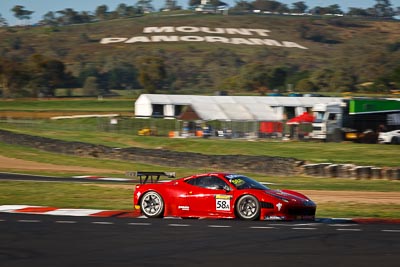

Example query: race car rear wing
[126,171,176,184]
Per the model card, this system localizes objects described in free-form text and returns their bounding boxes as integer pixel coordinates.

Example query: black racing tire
[140,191,164,218]
[235,195,260,221]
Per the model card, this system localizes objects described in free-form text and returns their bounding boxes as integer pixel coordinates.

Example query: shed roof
[135,94,343,121]
[137,94,341,106]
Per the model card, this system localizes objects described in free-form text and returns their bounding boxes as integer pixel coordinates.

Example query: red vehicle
[133,172,316,221]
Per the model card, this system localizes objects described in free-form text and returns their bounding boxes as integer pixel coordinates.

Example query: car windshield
[225,174,269,190]
[313,111,325,123]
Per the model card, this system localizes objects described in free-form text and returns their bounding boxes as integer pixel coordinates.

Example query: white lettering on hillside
[99,26,308,49]
[143,26,175,33]
[142,26,270,36]
[100,37,128,44]
[100,35,308,49]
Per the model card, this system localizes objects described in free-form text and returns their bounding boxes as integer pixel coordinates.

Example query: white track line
[208,225,231,228]
[44,209,106,216]
[168,223,190,227]
[292,227,317,230]
[127,222,152,226]
[17,219,40,223]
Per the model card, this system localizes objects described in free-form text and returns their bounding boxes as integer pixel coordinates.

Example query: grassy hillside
[1,13,400,94]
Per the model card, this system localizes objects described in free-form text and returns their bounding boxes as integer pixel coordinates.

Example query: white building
[134,94,343,138]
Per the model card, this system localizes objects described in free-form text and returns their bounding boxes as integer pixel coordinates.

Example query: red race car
[133,172,316,221]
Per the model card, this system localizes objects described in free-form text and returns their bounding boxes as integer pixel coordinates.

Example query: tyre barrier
[303,163,400,180]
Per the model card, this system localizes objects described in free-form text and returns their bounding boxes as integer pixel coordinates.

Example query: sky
[0,0,399,25]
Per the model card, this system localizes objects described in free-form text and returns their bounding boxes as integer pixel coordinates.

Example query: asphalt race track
[1,173,399,267]
[0,213,399,267]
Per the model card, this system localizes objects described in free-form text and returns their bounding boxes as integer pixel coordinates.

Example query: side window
[208,176,230,190]
[328,113,337,121]
[185,176,229,190]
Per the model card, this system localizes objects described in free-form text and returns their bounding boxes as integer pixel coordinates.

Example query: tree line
[0,0,399,26]
[1,48,400,98]
[0,50,181,97]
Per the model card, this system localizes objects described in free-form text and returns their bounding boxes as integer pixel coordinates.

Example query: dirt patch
[299,190,400,204]
[0,155,123,174]
[83,184,135,190]
[0,111,132,119]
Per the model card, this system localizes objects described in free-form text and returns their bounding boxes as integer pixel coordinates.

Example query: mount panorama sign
[100,26,308,49]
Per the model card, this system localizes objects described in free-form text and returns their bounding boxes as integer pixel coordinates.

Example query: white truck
[309,102,343,142]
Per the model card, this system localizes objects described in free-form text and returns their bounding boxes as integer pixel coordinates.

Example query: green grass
[0,99,134,112]
[127,137,400,167]
[0,142,192,177]
[0,181,133,210]
[316,203,400,219]
[1,123,399,167]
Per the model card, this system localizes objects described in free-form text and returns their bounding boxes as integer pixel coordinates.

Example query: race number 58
[216,199,230,211]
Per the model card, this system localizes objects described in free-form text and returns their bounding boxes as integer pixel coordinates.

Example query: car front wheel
[235,195,260,221]
[391,136,400,144]
[140,191,164,218]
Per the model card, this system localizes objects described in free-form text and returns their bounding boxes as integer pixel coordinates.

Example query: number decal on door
[216,199,230,211]
[215,195,232,211]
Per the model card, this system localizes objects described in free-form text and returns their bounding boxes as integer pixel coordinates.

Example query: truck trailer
[310,98,400,143]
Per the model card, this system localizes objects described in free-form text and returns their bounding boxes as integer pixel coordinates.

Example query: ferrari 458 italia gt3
[133,172,316,221]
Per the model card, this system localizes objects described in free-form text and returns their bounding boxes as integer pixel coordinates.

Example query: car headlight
[303,199,316,207]
[273,195,289,203]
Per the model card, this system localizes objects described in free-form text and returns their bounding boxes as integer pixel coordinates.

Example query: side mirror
[212,185,231,192]
[222,185,231,192]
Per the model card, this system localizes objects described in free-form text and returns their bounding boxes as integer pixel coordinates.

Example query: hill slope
[1,13,400,94]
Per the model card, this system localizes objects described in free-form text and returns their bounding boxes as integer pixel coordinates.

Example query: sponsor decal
[215,194,232,200]
[100,26,308,50]
[264,216,284,220]
[178,205,190,211]
[230,178,245,187]
[226,174,243,179]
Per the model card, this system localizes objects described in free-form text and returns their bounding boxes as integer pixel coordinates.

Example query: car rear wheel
[140,191,164,218]
[235,195,260,221]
